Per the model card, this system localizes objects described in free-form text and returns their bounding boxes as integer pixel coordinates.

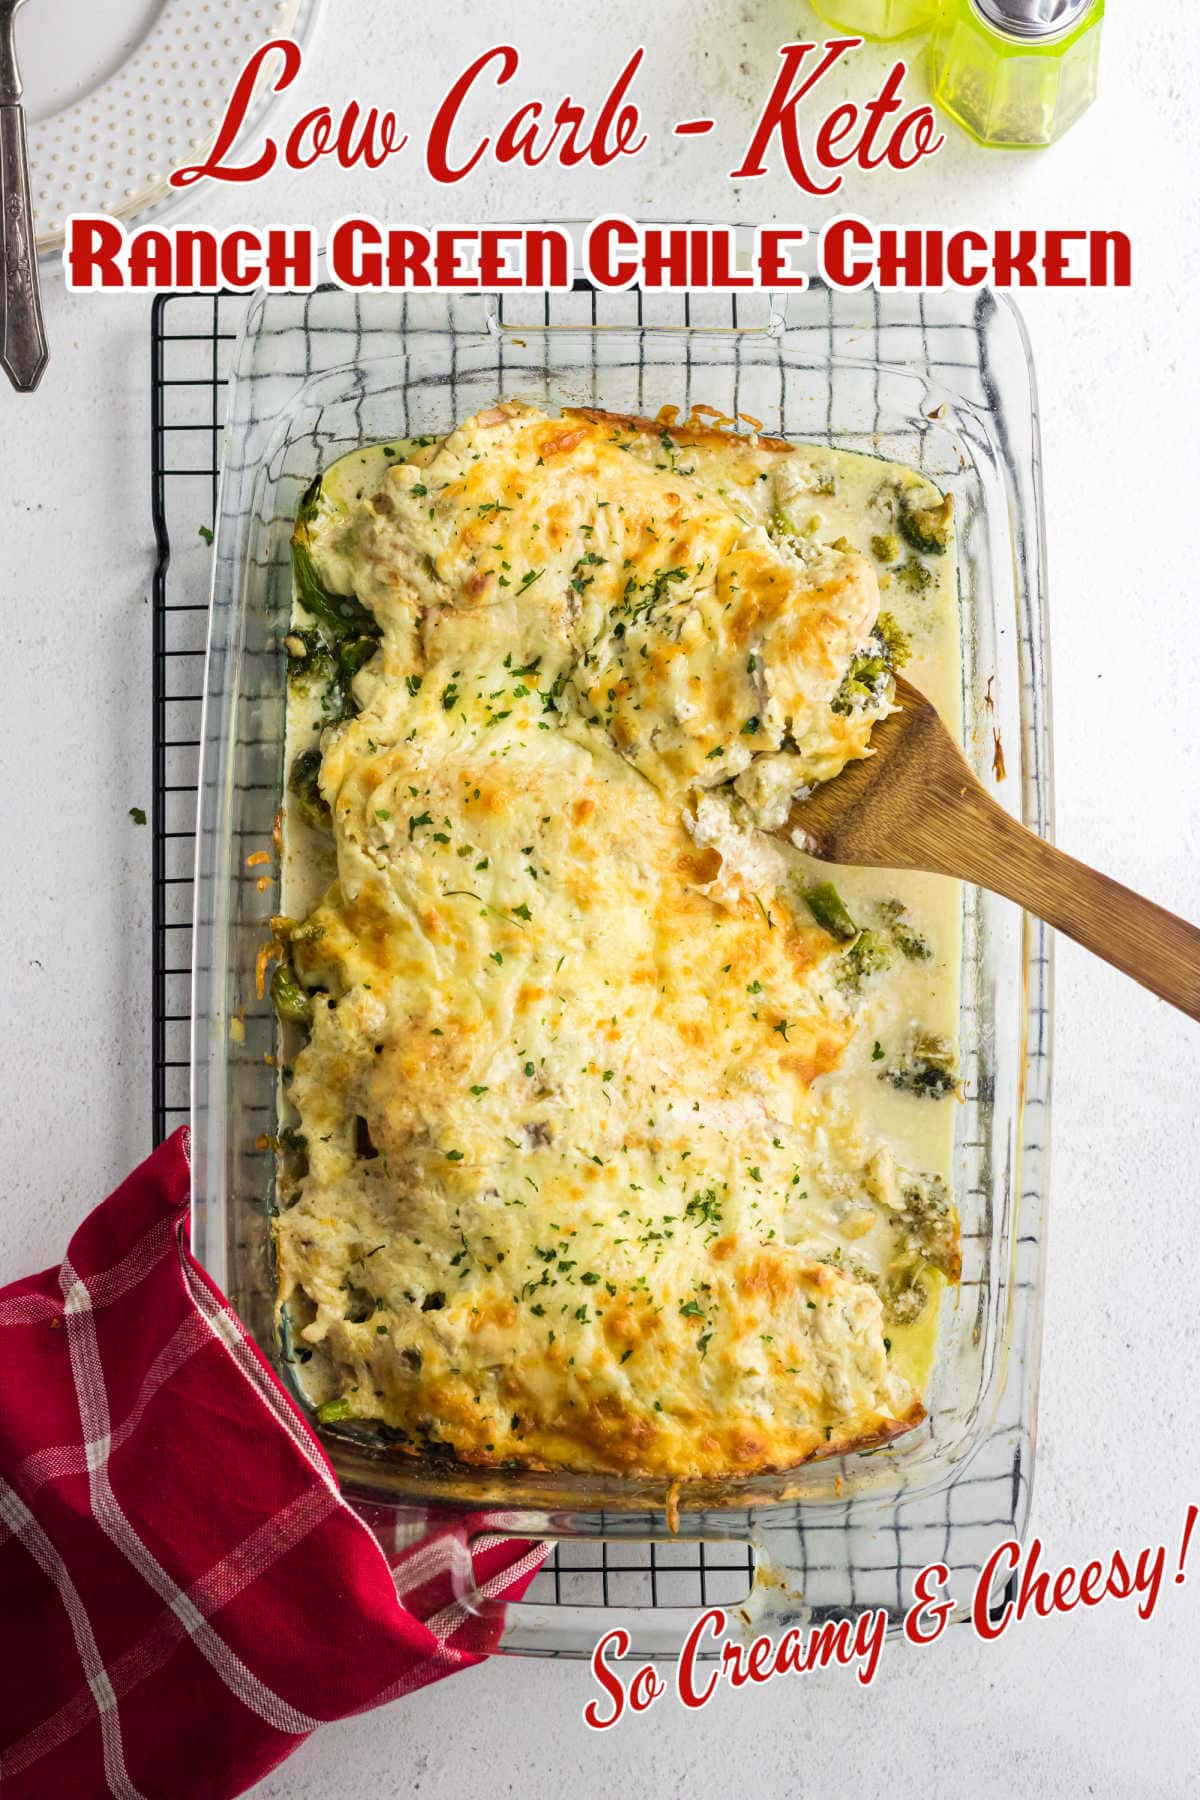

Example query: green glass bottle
[930,0,1105,148]
[810,0,938,40]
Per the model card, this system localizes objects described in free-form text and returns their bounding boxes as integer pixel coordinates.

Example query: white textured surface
[2,1,1198,1793]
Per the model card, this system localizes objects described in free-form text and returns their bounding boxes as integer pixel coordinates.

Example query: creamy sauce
[770,446,962,1391]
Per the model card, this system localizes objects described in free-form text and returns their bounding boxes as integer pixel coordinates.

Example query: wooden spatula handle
[938,781,1200,1021]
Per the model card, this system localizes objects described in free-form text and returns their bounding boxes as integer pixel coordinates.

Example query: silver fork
[0,0,47,392]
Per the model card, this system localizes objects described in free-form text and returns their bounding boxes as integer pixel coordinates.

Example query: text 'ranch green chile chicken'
[268,400,963,1485]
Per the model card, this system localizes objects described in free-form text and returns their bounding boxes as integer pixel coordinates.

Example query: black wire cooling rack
[150,283,1044,1634]
[151,295,233,1146]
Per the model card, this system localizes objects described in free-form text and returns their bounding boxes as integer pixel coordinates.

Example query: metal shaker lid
[972,0,1096,39]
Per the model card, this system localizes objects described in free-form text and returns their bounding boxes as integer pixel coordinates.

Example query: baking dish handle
[353,1502,778,1658]
[483,287,790,338]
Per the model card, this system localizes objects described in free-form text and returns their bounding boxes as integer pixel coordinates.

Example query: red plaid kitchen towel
[0,1129,546,1799]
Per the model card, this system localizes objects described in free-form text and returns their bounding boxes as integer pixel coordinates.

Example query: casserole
[273,401,964,1480]
[191,271,1051,1647]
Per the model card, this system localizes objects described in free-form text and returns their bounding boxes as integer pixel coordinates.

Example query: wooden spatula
[783,675,1200,1021]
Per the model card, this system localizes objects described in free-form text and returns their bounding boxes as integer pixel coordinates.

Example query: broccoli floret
[874,611,911,668]
[315,1396,353,1425]
[898,487,953,556]
[882,1029,959,1099]
[831,612,909,715]
[831,647,891,715]
[288,748,330,833]
[878,898,932,961]
[285,621,379,724]
[271,962,313,1029]
[837,930,895,998]
[769,504,823,542]
[873,1173,960,1328]
[837,1248,929,1326]
[802,881,858,942]
[285,626,335,693]
[284,628,347,720]
[898,1174,959,1277]
[870,531,901,564]
[883,1268,928,1325]
[895,556,932,596]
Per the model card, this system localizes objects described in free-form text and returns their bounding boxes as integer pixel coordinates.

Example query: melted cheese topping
[274,403,960,1482]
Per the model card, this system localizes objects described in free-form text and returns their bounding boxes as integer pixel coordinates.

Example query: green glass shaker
[930,0,1105,148]
[809,0,938,41]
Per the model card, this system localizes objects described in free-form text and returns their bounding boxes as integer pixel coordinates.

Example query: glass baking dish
[191,268,1052,1655]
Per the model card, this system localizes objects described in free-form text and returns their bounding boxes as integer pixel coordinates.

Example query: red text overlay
[64,216,1132,294]
[159,35,942,200]
[583,1511,1197,1727]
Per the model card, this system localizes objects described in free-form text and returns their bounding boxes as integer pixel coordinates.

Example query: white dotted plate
[27,0,324,256]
